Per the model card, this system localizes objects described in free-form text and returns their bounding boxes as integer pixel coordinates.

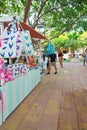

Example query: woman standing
[58,50,64,68]
[83,49,87,66]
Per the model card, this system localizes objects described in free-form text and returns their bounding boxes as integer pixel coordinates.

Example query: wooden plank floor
[0,59,87,130]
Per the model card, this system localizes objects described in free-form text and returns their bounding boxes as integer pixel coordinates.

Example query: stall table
[0,66,41,125]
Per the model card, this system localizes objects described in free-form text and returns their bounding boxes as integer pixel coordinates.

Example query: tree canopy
[28,0,87,35]
[0,0,87,42]
[0,0,25,16]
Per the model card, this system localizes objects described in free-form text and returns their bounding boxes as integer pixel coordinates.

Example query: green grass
[63,59,71,62]
[79,59,83,62]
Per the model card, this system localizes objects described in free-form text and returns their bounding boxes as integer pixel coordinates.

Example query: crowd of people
[42,48,87,75]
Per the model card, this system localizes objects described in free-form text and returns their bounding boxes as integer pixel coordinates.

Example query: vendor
[15,56,27,64]
[31,55,36,64]
[28,55,36,65]
[22,56,27,64]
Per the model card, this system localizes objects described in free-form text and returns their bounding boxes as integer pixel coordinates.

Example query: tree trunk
[32,1,47,28]
[23,0,32,23]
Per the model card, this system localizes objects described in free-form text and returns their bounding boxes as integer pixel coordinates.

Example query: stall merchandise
[0,23,34,58]
[0,20,43,125]
[0,66,41,124]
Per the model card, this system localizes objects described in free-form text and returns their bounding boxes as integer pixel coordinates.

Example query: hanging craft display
[32,39,40,50]
[16,31,23,57]
[21,30,34,56]
[0,23,20,58]
[0,22,34,58]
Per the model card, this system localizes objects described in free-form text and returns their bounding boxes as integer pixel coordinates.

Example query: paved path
[0,59,87,130]
[71,57,80,62]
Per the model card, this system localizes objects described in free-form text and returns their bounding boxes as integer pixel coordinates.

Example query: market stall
[0,18,48,125]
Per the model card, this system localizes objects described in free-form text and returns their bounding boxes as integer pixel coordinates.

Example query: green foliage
[65,32,81,53]
[49,31,87,53]
[0,0,87,42]
[49,32,68,51]
[78,32,87,47]
[0,0,25,17]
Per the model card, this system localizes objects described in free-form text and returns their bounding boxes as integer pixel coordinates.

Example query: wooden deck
[0,59,87,130]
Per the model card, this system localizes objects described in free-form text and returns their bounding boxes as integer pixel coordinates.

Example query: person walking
[82,49,87,66]
[58,49,64,68]
[46,53,57,74]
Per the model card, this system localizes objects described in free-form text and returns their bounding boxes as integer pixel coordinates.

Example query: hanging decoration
[21,30,34,56]
[32,39,40,50]
[0,22,35,58]
[0,23,20,58]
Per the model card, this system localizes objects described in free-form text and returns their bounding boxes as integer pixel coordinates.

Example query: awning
[4,22,48,40]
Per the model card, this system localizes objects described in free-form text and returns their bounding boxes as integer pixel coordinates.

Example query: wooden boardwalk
[0,60,87,130]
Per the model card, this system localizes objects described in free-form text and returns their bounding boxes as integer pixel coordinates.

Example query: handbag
[0,23,20,58]
[21,30,34,56]
[0,22,34,58]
